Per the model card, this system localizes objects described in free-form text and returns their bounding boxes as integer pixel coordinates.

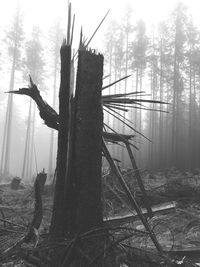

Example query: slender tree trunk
[0,97,9,176]
[188,47,193,169]
[2,58,16,176]
[193,72,197,167]
[151,68,156,169]
[122,31,129,165]
[135,67,139,145]
[22,99,32,180]
[165,83,170,167]
[138,66,143,166]
[29,104,36,180]
[159,40,164,169]
[172,29,179,167]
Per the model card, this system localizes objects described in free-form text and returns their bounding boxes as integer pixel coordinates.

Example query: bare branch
[7,77,59,130]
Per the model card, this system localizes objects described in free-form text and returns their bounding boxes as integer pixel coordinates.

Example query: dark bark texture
[50,44,71,237]
[73,50,104,233]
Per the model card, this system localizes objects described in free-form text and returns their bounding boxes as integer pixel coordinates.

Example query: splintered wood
[74,50,104,233]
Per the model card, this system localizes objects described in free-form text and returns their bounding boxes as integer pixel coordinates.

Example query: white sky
[1,0,200,50]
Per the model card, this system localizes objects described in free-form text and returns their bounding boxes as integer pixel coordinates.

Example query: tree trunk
[22,99,32,180]
[1,60,15,176]
[50,44,71,238]
[73,50,103,233]
[29,104,36,180]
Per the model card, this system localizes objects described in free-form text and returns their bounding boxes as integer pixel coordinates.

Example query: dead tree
[50,43,71,238]
[8,46,167,267]
[72,50,103,234]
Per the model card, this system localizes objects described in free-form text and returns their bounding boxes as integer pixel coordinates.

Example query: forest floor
[1,168,200,266]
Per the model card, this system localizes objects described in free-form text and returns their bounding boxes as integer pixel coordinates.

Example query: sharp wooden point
[85,9,110,48]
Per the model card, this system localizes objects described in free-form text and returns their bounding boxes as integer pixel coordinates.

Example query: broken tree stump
[10,177,21,190]
[24,170,45,244]
[36,169,47,192]
[73,49,104,233]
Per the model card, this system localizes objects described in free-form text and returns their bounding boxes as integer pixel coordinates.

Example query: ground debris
[1,168,200,266]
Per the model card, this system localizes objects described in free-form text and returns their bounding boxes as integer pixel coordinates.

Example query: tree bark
[71,50,104,234]
[50,44,71,238]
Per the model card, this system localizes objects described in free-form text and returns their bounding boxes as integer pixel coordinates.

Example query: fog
[1,0,200,181]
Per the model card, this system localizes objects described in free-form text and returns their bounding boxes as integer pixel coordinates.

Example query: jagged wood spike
[72,27,86,60]
[67,2,71,45]
[6,81,136,145]
[85,9,110,48]
[132,99,169,104]
[103,98,168,105]
[104,122,138,150]
[105,110,152,142]
[104,105,136,126]
[106,102,168,113]
[104,103,133,109]
[104,110,147,141]
[29,75,34,87]
[79,27,83,49]
[104,107,137,134]
[104,104,128,112]
[102,91,146,100]
[70,14,75,46]
[102,74,131,90]
[128,105,169,113]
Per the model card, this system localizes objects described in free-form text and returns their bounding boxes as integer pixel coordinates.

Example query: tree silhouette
[22,26,45,181]
[0,5,24,178]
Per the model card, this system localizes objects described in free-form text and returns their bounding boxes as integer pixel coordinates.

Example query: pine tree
[153,21,173,169]
[0,5,24,177]
[186,18,200,168]
[130,19,148,165]
[22,26,45,181]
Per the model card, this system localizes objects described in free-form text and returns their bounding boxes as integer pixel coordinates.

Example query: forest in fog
[104,2,200,171]
[1,1,200,182]
[3,2,200,266]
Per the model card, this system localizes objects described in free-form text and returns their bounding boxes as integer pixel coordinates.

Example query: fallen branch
[18,249,48,267]
[102,139,164,254]
[0,172,45,260]
[0,217,26,229]
[24,171,46,244]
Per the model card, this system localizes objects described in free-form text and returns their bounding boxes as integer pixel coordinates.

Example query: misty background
[1,0,200,181]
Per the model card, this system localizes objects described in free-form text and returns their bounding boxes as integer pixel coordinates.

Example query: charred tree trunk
[73,50,104,233]
[50,43,71,238]
[50,45,104,238]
